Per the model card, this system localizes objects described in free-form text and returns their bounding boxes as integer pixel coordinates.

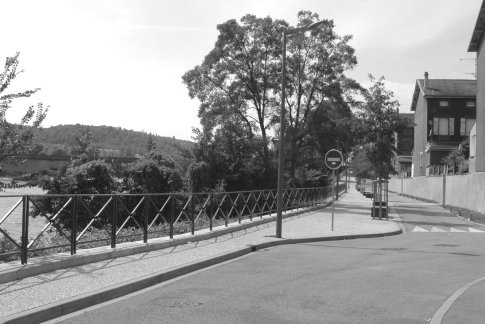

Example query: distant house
[411,73,476,176]
[468,0,485,172]
[396,113,414,177]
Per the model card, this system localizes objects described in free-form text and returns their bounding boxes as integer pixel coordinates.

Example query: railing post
[71,196,78,255]
[224,194,228,227]
[191,194,195,235]
[170,195,174,239]
[238,195,242,224]
[443,165,447,207]
[143,195,149,243]
[111,195,117,248]
[20,196,30,265]
[209,193,213,231]
[249,193,253,221]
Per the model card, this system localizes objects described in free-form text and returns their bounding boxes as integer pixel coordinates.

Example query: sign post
[325,149,343,231]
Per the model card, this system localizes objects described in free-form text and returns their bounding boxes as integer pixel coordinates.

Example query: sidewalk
[0,183,401,323]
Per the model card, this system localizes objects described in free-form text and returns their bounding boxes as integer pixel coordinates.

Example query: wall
[476,36,485,171]
[389,172,485,214]
[390,175,443,203]
[412,92,427,176]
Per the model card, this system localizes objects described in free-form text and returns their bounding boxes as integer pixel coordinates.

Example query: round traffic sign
[325,149,343,170]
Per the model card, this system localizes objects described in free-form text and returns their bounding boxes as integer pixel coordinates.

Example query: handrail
[0,185,342,264]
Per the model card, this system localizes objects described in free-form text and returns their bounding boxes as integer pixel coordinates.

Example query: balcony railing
[0,185,340,264]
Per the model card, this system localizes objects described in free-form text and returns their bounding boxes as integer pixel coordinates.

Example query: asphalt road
[48,194,485,324]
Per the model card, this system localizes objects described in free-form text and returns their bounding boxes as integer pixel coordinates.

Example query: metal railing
[0,185,337,264]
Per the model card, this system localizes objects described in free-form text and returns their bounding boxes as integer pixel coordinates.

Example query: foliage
[283,11,359,182]
[351,75,404,180]
[442,141,469,174]
[351,147,374,180]
[122,152,183,194]
[183,14,286,183]
[191,121,271,191]
[70,131,101,165]
[187,161,210,192]
[0,52,48,171]
[35,132,118,228]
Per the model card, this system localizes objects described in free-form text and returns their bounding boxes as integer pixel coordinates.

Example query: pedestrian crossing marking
[412,226,428,232]
[450,228,466,232]
[469,228,485,233]
[411,226,485,233]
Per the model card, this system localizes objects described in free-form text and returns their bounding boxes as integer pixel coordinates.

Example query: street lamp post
[276,21,325,238]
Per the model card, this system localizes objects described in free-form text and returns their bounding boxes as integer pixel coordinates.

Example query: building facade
[468,0,485,172]
[396,113,414,177]
[411,74,476,176]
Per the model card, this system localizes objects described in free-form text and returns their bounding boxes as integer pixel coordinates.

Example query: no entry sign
[325,149,343,170]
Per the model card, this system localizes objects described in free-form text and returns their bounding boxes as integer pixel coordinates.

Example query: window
[460,118,476,135]
[466,101,476,107]
[439,101,449,107]
[433,117,454,135]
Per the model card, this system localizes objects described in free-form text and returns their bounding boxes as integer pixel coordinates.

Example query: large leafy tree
[284,11,359,182]
[0,52,48,171]
[352,74,404,181]
[183,15,286,184]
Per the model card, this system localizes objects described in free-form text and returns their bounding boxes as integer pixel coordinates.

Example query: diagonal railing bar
[173,195,192,225]
[147,196,171,230]
[213,194,228,221]
[260,191,271,213]
[116,196,145,236]
[0,227,21,249]
[194,195,211,224]
[77,197,113,241]
[251,191,263,216]
[266,191,277,213]
[284,190,292,210]
[27,198,73,249]
[239,193,251,218]
[226,194,238,220]
[0,198,22,227]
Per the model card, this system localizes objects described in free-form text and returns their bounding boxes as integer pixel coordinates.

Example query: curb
[2,227,402,324]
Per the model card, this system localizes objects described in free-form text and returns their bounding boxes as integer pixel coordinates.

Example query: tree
[283,11,359,182]
[183,14,286,184]
[122,152,182,194]
[352,75,403,178]
[146,133,157,153]
[70,131,100,164]
[0,52,48,171]
[351,75,404,217]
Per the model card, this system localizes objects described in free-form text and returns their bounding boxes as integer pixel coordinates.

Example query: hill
[33,124,195,171]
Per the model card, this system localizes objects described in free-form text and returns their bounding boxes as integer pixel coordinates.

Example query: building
[411,73,476,176]
[468,0,485,172]
[396,113,414,177]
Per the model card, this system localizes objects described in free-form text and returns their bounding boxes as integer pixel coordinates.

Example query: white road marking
[468,227,484,233]
[430,226,447,232]
[450,227,466,232]
[430,276,485,324]
[412,226,428,232]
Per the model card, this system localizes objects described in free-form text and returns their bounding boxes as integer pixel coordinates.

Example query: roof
[410,79,476,111]
[468,0,485,52]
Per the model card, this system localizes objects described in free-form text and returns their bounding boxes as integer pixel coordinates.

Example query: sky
[1,0,482,141]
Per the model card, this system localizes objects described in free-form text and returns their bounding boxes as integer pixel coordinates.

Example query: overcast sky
[1,0,482,140]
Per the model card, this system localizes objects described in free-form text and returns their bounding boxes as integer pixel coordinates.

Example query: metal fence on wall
[0,185,340,264]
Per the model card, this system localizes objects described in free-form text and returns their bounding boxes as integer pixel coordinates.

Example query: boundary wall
[388,172,485,215]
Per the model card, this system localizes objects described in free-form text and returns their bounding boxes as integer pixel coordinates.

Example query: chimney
[424,72,429,88]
